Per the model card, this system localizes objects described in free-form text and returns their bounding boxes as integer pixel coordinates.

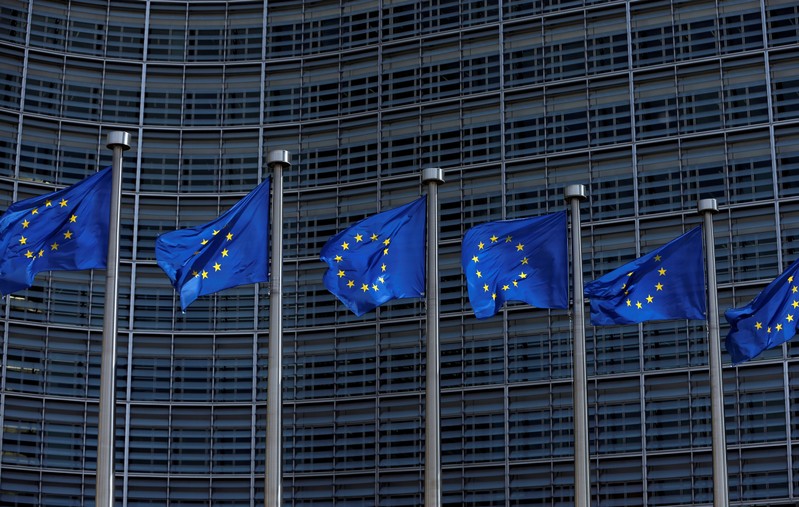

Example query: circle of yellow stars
[189,228,234,280]
[622,254,666,310]
[753,275,799,335]
[18,198,78,261]
[470,233,529,302]
[333,231,390,293]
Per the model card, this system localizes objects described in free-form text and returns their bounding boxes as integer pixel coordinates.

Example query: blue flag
[461,211,568,319]
[0,167,111,296]
[725,258,799,364]
[320,197,426,316]
[156,178,270,310]
[584,227,706,326]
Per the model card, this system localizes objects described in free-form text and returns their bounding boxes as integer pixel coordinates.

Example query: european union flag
[725,258,799,364]
[0,167,112,296]
[320,197,426,316]
[156,178,270,311]
[461,211,568,319]
[584,227,706,326]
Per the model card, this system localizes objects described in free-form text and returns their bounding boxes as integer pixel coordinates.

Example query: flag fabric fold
[0,167,112,296]
[461,211,568,319]
[320,197,426,316]
[725,258,799,364]
[156,177,270,310]
[584,226,706,326]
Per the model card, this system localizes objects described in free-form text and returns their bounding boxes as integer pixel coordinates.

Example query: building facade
[1,0,798,505]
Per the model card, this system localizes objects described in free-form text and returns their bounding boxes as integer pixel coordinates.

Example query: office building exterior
[1,0,798,504]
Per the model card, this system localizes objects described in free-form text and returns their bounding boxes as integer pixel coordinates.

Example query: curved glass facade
[1,0,799,505]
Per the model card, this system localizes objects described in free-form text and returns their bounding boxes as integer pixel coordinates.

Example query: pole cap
[106,131,131,151]
[267,150,292,167]
[564,184,588,202]
[697,198,719,214]
[422,167,445,184]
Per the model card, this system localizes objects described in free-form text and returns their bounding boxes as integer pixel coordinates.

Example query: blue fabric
[0,167,112,296]
[584,226,706,326]
[321,197,426,316]
[725,257,799,363]
[156,178,270,310]
[461,211,568,319]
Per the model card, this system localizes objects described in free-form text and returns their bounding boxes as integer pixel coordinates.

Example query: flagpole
[265,150,289,507]
[698,198,729,507]
[422,168,444,507]
[564,184,590,507]
[97,130,130,507]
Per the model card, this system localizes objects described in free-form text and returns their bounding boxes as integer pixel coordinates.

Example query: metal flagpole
[564,184,590,507]
[96,130,130,507]
[265,150,289,507]
[698,198,729,507]
[422,168,444,507]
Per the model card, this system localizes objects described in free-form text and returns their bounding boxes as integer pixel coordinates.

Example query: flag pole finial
[422,167,444,184]
[106,130,131,151]
[267,150,291,167]
[564,184,587,202]
[698,198,719,214]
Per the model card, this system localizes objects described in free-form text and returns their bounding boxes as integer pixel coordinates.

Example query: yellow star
[372,284,379,291]
[378,276,385,283]
[626,299,631,307]
[212,262,221,271]
[490,235,498,243]
[59,199,68,207]
[38,249,44,257]
[646,295,653,303]
[793,286,798,294]
[341,241,349,250]
[337,270,345,278]
[776,323,783,331]
[476,270,482,278]
[636,301,642,309]
[492,293,497,300]
[45,200,52,207]
[519,272,527,279]
[621,283,627,290]
[226,232,233,241]
[755,322,762,330]
[201,239,209,245]
[788,314,794,322]
[654,255,661,261]
[793,301,799,309]
[478,242,485,250]
[655,282,663,291]
[472,255,479,263]
[513,280,518,287]
[221,249,229,257]
[627,272,633,277]
[505,236,512,243]
[334,255,343,262]
[50,242,58,250]
[212,229,219,236]
[502,284,509,291]
[521,257,528,265]
[383,238,391,246]
[361,284,369,292]
[658,267,666,276]
[18,236,27,245]
[384,248,389,255]
[370,233,378,241]
[22,219,29,228]
[69,214,77,223]
[192,271,199,277]
[516,243,524,252]
[63,230,73,239]
[31,208,38,215]
[202,270,208,279]
[355,233,363,242]
[347,280,355,288]
[25,250,34,258]
[790,276,795,283]
[483,284,489,292]
[381,264,387,272]
[767,327,771,333]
